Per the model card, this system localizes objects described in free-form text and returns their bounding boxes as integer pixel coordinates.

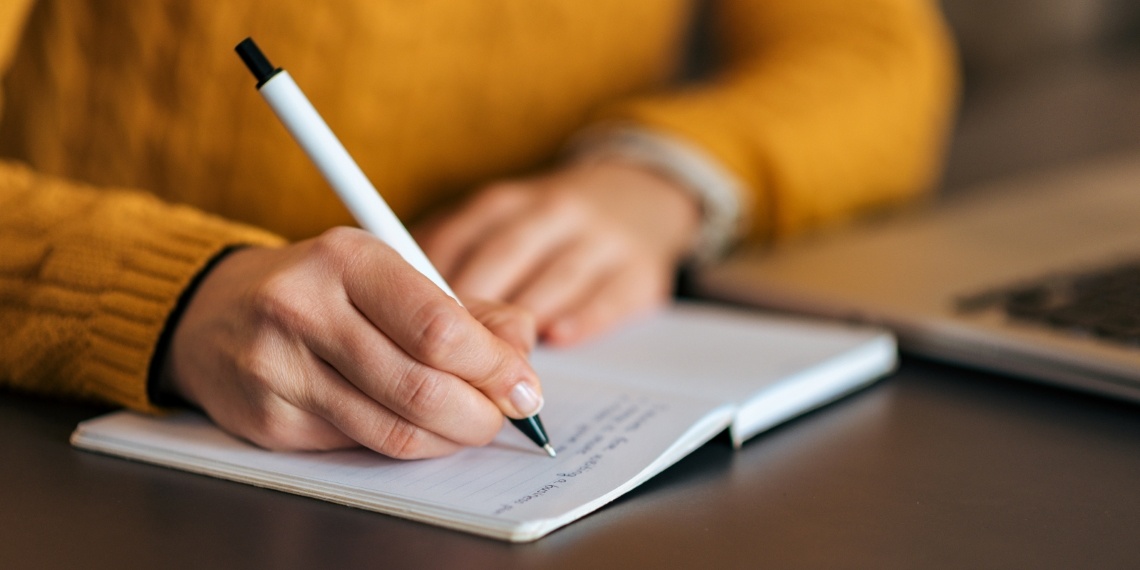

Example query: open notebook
[72,302,895,542]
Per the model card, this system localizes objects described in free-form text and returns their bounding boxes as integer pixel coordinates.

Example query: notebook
[71,301,895,542]
[695,151,1140,402]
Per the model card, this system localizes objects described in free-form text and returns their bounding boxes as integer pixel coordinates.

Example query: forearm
[592,0,959,242]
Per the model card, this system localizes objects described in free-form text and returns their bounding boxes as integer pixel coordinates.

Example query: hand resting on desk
[158,227,543,459]
[416,160,701,346]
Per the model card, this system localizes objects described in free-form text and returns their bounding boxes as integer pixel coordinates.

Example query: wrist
[147,245,247,408]
[567,125,750,263]
[584,158,703,261]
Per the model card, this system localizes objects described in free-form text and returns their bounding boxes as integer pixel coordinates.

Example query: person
[0,0,956,458]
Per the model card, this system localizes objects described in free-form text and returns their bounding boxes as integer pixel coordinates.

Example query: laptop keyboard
[958,259,1140,346]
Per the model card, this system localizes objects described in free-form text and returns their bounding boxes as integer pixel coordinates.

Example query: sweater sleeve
[0,5,285,412]
[593,0,958,242]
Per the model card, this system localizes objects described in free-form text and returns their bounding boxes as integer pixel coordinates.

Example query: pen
[235,37,555,458]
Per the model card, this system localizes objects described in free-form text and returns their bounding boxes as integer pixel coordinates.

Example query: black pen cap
[235,37,282,87]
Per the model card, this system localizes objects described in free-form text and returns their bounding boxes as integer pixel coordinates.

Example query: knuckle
[249,271,309,332]
[498,308,537,349]
[498,303,536,331]
[393,363,450,418]
[475,235,524,267]
[315,226,366,251]
[480,182,528,208]
[255,425,295,451]
[243,406,299,451]
[234,337,291,394]
[236,350,273,390]
[312,226,371,269]
[373,417,425,459]
[540,189,588,222]
[316,226,369,262]
[411,301,467,363]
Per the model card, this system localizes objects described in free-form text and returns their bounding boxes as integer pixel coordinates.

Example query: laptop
[694,151,1140,402]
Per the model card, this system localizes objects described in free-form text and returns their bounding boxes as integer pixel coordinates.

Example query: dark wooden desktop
[3,356,1140,569]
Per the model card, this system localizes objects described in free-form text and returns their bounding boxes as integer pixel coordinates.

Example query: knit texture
[0,161,283,412]
[0,0,956,411]
[599,0,958,241]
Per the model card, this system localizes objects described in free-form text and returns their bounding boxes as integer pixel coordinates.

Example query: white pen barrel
[257,71,458,301]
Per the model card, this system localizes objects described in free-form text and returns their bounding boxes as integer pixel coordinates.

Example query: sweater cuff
[566,125,751,263]
[82,204,284,414]
[145,245,245,408]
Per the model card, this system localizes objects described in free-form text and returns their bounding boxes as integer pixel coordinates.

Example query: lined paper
[73,372,731,539]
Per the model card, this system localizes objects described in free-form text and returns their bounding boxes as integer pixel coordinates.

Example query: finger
[343,240,545,420]
[223,395,359,452]
[509,235,625,328]
[544,263,670,346]
[415,184,531,278]
[305,299,505,447]
[187,325,360,453]
[464,298,538,356]
[301,358,468,459]
[449,193,586,300]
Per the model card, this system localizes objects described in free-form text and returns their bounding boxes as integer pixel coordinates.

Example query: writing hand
[415,161,701,345]
[160,227,543,459]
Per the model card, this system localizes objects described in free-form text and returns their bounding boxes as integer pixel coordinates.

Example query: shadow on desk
[3,357,1138,570]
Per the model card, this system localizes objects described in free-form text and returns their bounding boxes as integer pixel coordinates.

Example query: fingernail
[509,382,544,417]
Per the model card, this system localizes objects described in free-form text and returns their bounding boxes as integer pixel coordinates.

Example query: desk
[2,357,1138,569]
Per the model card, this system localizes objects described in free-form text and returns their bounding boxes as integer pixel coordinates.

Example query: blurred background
[940,0,1140,191]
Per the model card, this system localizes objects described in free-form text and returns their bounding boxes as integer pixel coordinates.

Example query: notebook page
[73,373,731,541]
[530,302,894,446]
[531,302,888,403]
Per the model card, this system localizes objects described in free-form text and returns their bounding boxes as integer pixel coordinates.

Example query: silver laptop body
[696,152,1140,402]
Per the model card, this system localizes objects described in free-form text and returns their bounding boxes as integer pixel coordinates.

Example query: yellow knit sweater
[0,0,956,412]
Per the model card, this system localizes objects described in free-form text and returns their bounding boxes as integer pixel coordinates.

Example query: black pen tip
[510,416,553,456]
[235,37,281,87]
